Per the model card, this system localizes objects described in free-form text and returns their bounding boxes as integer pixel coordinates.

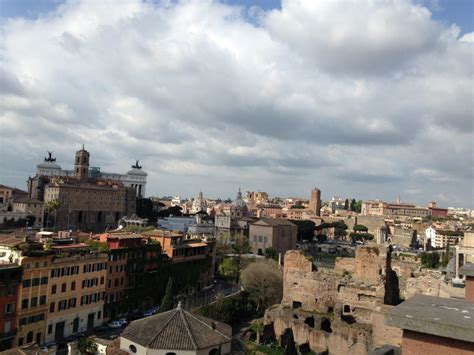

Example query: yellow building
[45,253,107,343]
[15,255,53,347]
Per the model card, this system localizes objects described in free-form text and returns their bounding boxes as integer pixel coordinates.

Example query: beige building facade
[249,218,297,255]
[12,198,44,227]
[44,181,135,231]
[45,253,107,343]
[15,255,53,347]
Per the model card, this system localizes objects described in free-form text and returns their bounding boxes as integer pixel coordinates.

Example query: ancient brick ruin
[266,245,405,354]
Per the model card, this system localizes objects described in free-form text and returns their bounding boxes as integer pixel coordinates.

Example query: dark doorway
[55,321,65,342]
[87,313,95,330]
[35,332,41,345]
[73,318,79,333]
[26,332,33,344]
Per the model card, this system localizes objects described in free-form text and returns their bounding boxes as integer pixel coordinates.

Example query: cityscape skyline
[0,0,473,207]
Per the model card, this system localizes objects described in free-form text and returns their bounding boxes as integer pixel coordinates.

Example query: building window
[61,283,66,292]
[50,302,55,313]
[48,324,53,334]
[31,297,38,308]
[129,345,137,353]
[22,279,31,288]
[71,281,76,291]
[22,299,29,309]
[52,285,57,294]
[40,295,47,305]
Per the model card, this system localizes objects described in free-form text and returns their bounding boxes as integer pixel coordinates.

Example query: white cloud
[0,0,472,206]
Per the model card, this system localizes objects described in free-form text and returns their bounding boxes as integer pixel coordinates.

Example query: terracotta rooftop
[121,304,232,351]
[253,217,296,227]
[0,234,25,247]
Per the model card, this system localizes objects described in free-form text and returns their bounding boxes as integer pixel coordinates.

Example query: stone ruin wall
[283,250,337,313]
[265,307,373,355]
[277,247,404,354]
[354,244,387,283]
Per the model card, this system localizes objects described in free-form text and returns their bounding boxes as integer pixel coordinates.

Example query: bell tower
[74,145,90,182]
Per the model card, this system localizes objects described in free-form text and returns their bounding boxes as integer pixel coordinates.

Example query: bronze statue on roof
[45,151,56,162]
[132,160,142,169]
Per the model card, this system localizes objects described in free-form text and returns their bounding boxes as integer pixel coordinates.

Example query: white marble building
[35,151,147,197]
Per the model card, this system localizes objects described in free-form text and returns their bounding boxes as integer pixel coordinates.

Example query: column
[455,245,460,280]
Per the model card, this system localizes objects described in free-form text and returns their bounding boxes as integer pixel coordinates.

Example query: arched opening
[304,316,314,328]
[321,318,332,333]
[165,353,176,355]
[26,331,33,344]
[209,349,219,355]
[343,305,351,313]
[129,345,137,353]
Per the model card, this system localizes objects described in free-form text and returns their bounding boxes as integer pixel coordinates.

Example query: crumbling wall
[335,257,355,275]
[371,306,402,348]
[265,306,373,355]
[354,245,386,283]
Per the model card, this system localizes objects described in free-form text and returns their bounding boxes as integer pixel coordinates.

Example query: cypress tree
[160,277,174,312]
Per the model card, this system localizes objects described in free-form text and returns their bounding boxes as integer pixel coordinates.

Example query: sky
[0,0,472,207]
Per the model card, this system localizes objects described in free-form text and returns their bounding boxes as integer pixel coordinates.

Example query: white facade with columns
[35,153,147,197]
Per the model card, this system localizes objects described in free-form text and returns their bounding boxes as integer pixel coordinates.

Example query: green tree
[77,337,97,355]
[250,319,265,344]
[290,204,305,209]
[332,220,348,239]
[160,277,174,312]
[219,257,240,282]
[45,199,60,230]
[264,247,278,260]
[240,259,282,312]
[344,199,349,210]
[136,197,158,223]
[420,252,440,268]
[157,205,183,218]
[350,232,374,242]
[441,243,452,267]
[353,224,369,232]
[350,198,357,212]
[289,220,316,242]
[355,200,363,213]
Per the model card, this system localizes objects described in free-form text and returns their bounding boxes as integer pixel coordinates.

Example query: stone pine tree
[384,245,400,305]
[160,277,174,312]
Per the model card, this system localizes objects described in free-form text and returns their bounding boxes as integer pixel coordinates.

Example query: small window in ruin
[293,314,299,319]
[304,316,315,328]
[343,305,351,313]
[327,306,334,314]
[292,301,302,309]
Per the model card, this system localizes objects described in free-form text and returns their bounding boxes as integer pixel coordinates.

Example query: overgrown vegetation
[420,252,440,268]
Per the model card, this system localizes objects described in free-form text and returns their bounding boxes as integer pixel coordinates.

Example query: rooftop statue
[44,151,56,162]
[132,160,142,169]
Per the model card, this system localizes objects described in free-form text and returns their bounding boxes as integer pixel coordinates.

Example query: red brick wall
[402,330,474,355]
[465,276,474,302]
